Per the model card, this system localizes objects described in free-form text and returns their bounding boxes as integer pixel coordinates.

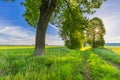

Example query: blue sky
[0,0,63,45]
[0,0,120,45]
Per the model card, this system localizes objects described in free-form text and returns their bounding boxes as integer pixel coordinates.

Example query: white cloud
[46,35,64,45]
[105,36,120,43]
[0,26,35,45]
[0,26,64,45]
[0,26,32,38]
[0,38,8,43]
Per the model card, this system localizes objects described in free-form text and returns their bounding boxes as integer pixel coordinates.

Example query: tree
[23,0,57,56]
[87,17,106,48]
[3,0,106,55]
[59,6,87,49]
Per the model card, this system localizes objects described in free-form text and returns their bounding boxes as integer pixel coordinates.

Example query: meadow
[0,46,120,80]
[105,46,120,55]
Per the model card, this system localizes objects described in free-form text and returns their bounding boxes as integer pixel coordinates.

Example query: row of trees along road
[3,0,106,56]
[60,16,106,49]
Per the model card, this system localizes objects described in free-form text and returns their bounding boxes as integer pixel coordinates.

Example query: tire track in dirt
[83,62,92,80]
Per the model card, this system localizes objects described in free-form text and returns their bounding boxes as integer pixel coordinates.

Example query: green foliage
[59,1,88,49]
[95,37,105,48]
[87,17,106,48]
[57,0,106,49]
[21,0,41,27]
[64,32,84,49]
[21,0,106,27]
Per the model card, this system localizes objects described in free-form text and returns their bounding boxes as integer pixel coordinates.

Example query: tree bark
[34,0,56,56]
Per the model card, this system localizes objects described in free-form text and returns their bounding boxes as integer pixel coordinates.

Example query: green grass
[105,46,120,55]
[93,48,120,65]
[0,46,120,80]
[0,47,84,80]
[85,50,120,80]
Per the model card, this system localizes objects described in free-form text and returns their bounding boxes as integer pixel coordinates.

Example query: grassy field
[105,46,120,55]
[0,46,120,80]
[93,48,120,65]
[0,46,34,49]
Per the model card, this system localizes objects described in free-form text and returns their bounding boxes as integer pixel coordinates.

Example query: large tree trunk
[34,0,56,56]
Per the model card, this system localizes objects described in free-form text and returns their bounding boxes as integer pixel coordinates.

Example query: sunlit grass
[0,47,84,80]
[85,51,120,80]
[0,46,34,49]
[93,48,120,65]
[105,46,120,55]
[80,46,91,51]
[0,46,64,50]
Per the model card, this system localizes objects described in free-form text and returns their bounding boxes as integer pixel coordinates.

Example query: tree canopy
[59,4,87,49]
[22,0,106,27]
[87,17,106,48]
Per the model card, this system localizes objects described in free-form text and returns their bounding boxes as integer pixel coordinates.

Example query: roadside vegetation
[86,50,120,80]
[0,47,84,80]
[0,46,120,80]
[106,46,120,55]
[93,48,120,65]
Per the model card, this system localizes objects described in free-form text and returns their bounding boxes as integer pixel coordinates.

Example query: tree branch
[64,0,75,20]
